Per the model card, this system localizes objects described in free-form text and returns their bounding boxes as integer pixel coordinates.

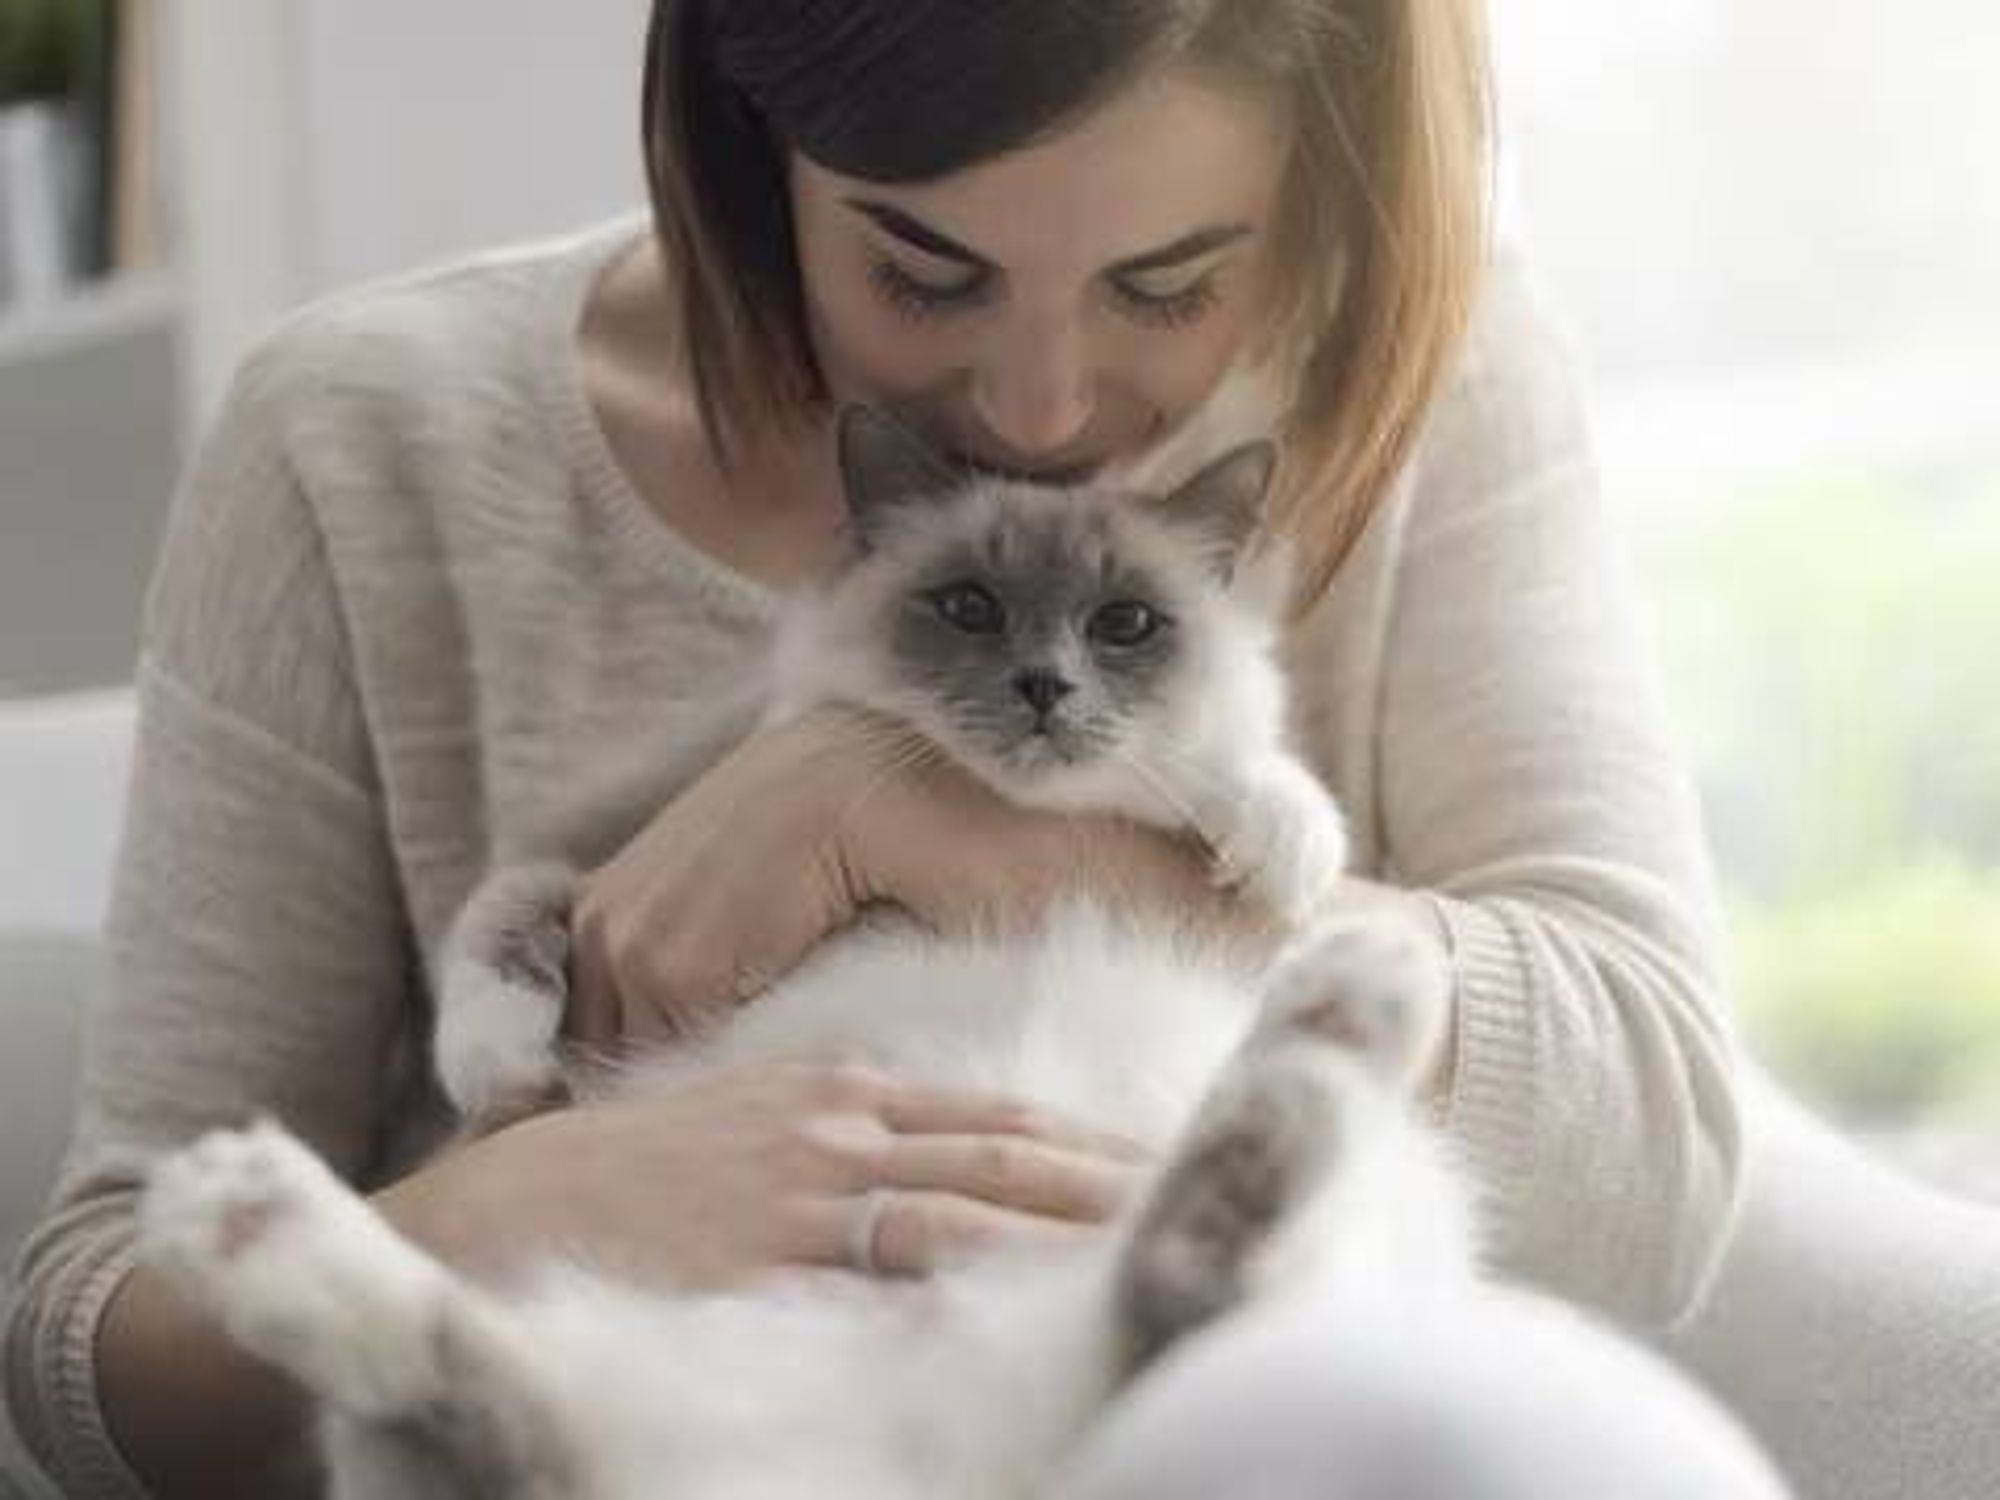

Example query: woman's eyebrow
[845,199,994,270]
[1107,224,1253,276]
[844,198,1253,277]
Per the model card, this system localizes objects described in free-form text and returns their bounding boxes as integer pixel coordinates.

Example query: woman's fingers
[761,1069,1161,1276]
[875,1134,1143,1223]
[797,1190,1103,1277]
[875,1190,1107,1273]
[562,914,620,1049]
[872,1079,1154,1164]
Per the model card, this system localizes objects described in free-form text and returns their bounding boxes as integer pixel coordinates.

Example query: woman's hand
[567,705,1250,1046]
[567,707,881,1045]
[377,1062,1150,1287]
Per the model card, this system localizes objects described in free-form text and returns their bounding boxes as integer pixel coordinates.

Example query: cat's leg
[436,859,579,1130]
[139,1119,589,1500]
[1110,906,1450,1373]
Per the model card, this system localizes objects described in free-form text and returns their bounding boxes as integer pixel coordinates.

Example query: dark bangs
[716,2,1176,182]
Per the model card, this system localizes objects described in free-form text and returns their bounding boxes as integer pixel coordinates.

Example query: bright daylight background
[1493,0,2000,1188]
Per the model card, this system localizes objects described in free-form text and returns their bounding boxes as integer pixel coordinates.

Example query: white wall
[167,0,652,420]
[293,0,653,291]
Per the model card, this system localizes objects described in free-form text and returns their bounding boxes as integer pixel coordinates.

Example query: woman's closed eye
[868,257,995,321]
[867,255,1224,332]
[1105,267,1223,331]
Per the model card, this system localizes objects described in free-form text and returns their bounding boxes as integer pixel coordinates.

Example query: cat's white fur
[138,443,1475,1497]
[142,903,1474,1500]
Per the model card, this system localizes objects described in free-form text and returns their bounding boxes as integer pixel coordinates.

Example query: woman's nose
[969,321,1096,459]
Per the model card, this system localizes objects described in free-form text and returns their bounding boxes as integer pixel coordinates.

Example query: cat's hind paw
[1259,908,1452,1092]
[140,1119,333,1296]
[139,1120,455,1417]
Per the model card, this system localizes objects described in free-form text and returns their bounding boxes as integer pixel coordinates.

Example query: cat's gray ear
[1152,441,1277,578]
[837,406,957,549]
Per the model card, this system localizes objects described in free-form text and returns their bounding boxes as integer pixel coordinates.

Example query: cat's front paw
[1209,760,1348,930]
[436,864,578,1132]
[434,976,572,1132]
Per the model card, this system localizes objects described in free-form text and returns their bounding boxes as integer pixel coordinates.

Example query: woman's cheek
[810,281,959,402]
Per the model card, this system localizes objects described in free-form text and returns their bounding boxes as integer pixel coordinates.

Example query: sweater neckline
[534,217,782,622]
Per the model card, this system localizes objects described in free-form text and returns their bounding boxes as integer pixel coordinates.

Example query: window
[1493,0,2000,1187]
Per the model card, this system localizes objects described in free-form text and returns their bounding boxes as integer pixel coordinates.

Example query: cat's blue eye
[1088,599,1166,648]
[931,583,1007,635]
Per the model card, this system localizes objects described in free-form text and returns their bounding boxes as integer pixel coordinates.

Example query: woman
[5,3,1748,1496]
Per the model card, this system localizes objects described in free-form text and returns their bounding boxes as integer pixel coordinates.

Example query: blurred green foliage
[1638,468,2000,1126]
[0,0,105,105]
[1730,861,2000,1123]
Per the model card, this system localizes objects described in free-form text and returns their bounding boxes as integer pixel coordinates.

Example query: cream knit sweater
[5,221,1743,1497]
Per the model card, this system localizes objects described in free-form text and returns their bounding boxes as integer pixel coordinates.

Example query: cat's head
[794,407,1282,806]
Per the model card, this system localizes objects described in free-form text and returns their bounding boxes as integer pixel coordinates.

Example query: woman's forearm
[95,1260,322,1500]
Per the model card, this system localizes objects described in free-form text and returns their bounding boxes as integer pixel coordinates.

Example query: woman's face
[790,68,1291,480]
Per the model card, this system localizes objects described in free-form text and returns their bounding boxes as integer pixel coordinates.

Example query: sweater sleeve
[1375,258,1745,1328]
[3,342,417,1497]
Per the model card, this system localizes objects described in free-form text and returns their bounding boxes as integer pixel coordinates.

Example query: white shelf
[0,270,180,370]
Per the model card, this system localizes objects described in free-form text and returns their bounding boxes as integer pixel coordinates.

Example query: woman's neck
[578,238,846,588]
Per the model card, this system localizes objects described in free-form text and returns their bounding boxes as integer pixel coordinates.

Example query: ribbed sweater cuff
[37,1239,150,1500]
[1424,893,1541,1254]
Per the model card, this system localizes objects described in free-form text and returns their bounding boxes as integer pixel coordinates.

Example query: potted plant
[1,0,84,103]
[1,0,110,307]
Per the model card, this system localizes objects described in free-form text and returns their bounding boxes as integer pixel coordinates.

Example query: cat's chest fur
[603,899,1266,1152]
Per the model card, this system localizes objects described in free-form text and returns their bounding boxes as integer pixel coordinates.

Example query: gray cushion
[1,929,92,1498]
[0,690,135,936]
[0,931,91,1275]
[1661,1076,2000,1498]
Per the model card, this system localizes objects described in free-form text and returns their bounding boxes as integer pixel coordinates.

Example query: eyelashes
[1111,275,1221,331]
[867,258,991,322]
[866,257,1223,332]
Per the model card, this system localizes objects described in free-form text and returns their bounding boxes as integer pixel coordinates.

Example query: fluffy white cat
[136,411,1775,1499]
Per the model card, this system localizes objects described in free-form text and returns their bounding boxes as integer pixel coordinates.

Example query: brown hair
[643,1,1493,602]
